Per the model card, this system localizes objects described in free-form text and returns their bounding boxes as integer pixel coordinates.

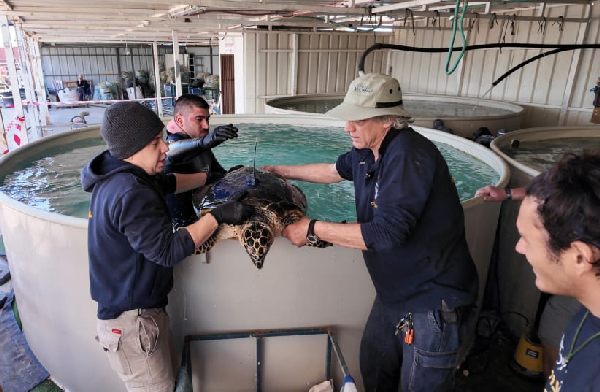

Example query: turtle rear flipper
[240,221,274,269]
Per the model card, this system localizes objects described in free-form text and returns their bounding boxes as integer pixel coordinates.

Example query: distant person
[76,74,91,101]
[81,102,252,392]
[164,94,239,228]
[475,184,581,376]
[514,153,600,391]
[263,73,478,391]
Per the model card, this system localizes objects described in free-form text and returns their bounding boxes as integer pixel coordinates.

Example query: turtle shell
[192,167,307,269]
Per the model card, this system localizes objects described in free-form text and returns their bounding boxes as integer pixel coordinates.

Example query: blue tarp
[0,255,10,286]
[0,290,49,392]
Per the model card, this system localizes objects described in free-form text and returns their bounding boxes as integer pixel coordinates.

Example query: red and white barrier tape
[15,97,175,107]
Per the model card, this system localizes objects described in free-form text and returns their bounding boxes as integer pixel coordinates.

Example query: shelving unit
[188,55,204,83]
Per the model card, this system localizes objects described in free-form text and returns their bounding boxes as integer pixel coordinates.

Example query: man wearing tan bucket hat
[263,73,478,391]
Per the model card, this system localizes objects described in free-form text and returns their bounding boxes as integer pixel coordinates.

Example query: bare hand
[282,216,310,247]
[260,165,279,174]
[474,185,507,202]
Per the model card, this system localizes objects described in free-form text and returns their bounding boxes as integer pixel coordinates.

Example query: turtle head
[240,221,274,269]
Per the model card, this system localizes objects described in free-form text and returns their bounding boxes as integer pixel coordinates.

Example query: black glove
[210,201,253,225]
[227,164,244,173]
[199,124,238,149]
[167,125,238,161]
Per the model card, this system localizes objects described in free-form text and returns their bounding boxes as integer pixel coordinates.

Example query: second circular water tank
[266,93,524,139]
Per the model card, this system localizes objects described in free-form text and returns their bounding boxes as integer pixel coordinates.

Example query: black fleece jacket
[336,128,478,312]
[81,150,195,319]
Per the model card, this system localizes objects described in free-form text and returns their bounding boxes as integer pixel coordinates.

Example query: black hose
[358,42,600,87]
[492,46,571,87]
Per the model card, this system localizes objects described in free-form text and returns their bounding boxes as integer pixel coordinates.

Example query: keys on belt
[394,312,414,345]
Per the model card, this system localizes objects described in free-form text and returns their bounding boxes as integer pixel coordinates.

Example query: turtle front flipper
[240,221,274,269]
[281,210,304,226]
[195,230,219,255]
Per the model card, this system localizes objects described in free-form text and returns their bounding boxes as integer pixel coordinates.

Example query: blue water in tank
[0,124,498,221]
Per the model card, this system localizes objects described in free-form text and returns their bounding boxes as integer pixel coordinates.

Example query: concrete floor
[1,99,174,140]
[456,327,545,392]
[1,104,107,139]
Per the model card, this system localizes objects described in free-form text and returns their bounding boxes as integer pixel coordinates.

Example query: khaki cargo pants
[96,308,175,392]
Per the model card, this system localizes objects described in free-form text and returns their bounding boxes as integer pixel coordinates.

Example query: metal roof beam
[371,0,442,13]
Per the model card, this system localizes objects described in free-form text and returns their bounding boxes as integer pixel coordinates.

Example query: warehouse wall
[40,44,219,98]
[40,45,160,94]
[243,31,393,113]
[390,3,600,128]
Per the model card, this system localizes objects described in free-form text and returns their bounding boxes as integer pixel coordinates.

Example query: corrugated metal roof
[1,0,589,44]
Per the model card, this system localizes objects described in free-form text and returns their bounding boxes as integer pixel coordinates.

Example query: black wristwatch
[306,219,332,248]
[306,219,320,245]
[505,187,512,200]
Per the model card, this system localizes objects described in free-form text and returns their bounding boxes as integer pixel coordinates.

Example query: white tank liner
[0,115,508,392]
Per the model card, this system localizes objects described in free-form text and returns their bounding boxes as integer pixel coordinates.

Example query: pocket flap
[96,327,122,352]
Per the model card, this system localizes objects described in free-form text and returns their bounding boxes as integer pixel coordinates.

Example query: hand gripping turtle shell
[193,166,307,269]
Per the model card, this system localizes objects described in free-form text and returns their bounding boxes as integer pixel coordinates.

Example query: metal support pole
[15,25,41,138]
[116,47,123,99]
[129,47,137,99]
[172,30,182,98]
[0,16,24,117]
[28,36,49,128]
[0,15,28,147]
[256,336,264,392]
[558,4,591,125]
[328,333,350,378]
[290,33,298,95]
[326,334,332,381]
[152,42,163,117]
[209,43,214,75]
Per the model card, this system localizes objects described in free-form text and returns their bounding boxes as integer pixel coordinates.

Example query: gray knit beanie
[100,102,165,159]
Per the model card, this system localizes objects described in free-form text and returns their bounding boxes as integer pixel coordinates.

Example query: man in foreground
[515,152,600,391]
[81,102,251,391]
[475,183,580,377]
[263,73,478,391]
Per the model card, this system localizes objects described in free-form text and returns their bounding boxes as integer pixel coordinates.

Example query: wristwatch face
[306,233,320,246]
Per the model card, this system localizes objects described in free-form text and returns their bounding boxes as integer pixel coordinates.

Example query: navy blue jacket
[82,151,195,319]
[164,131,226,228]
[546,306,600,392]
[336,128,478,312]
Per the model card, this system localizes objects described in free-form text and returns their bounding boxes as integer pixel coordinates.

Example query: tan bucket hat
[326,73,412,121]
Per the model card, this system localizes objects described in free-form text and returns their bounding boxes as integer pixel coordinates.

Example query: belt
[119,307,165,318]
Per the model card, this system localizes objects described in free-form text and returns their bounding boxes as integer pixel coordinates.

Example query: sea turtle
[192,166,307,269]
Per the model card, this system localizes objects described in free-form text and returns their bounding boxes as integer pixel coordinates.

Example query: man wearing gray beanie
[81,101,252,392]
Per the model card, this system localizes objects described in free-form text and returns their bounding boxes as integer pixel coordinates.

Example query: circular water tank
[489,125,600,337]
[266,93,524,139]
[0,115,508,391]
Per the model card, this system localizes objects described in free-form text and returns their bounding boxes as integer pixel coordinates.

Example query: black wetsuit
[164,131,226,228]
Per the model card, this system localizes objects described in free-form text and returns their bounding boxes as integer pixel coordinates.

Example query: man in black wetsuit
[164,94,239,228]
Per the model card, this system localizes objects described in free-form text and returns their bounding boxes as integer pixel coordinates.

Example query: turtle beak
[252,257,265,269]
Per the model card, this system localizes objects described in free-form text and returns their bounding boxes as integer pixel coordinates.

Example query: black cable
[357,42,600,88]
[491,47,565,88]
